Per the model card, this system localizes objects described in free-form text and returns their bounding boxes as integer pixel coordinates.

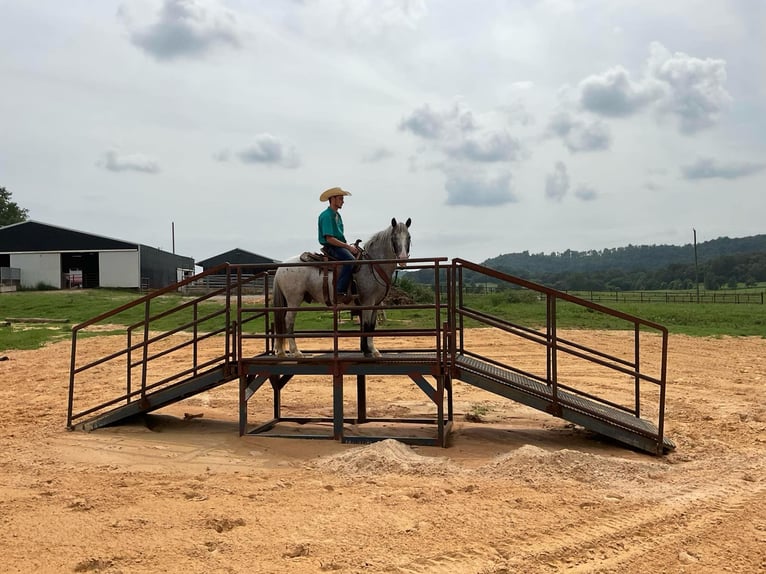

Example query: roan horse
[272,218,412,358]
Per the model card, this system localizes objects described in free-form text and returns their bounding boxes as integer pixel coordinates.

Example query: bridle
[358,226,411,296]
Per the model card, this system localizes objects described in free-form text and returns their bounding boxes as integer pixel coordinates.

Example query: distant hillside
[407,234,766,291]
[481,234,766,276]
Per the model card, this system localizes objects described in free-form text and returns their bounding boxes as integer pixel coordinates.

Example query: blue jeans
[323,245,355,293]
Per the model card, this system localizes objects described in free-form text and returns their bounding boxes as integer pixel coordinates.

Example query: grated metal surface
[455,354,674,452]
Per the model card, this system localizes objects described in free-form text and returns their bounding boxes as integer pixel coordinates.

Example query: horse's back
[273,255,326,305]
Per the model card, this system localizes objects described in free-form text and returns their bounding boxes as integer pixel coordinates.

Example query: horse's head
[391,218,411,267]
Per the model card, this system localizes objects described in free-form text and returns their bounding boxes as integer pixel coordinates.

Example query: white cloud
[545,161,569,201]
[96,149,160,174]
[124,0,241,61]
[445,170,517,207]
[681,157,766,180]
[446,130,522,162]
[578,65,660,117]
[362,148,394,163]
[574,185,598,201]
[215,134,301,169]
[575,42,731,134]
[647,42,732,134]
[399,102,475,140]
[547,111,611,153]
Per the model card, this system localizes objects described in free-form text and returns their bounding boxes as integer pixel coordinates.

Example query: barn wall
[11,253,61,288]
[139,245,195,289]
[99,251,140,288]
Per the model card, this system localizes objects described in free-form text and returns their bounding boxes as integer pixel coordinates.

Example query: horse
[272,217,412,358]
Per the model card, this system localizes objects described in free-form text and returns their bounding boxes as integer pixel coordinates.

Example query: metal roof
[0,220,138,252]
[196,248,280,268]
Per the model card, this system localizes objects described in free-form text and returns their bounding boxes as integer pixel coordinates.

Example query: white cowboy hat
[319,187,352,202]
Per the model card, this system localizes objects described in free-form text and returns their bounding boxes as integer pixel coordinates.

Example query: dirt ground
[1,329,765,574]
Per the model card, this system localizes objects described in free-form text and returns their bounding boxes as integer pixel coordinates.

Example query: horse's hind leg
[360,309,380,358]
[285,310,304,357]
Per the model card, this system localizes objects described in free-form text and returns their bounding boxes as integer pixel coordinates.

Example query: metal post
[693,228,700,303]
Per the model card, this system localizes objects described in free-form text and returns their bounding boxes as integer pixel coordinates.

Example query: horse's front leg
[360,308,380,358]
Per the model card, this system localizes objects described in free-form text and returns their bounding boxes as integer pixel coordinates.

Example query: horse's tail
[272,277,287,336]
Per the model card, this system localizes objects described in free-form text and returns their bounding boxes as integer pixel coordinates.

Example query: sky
[1,0,765,266]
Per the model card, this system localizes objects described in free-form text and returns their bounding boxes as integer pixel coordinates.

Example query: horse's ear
[391,218,397,228]
[405,218,411,228]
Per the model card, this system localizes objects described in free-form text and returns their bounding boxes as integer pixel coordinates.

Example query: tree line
[407,235,766,292]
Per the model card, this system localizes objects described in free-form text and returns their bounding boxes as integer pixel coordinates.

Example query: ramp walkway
[67,258,673,455]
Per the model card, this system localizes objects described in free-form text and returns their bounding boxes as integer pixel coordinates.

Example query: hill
[482,234,766,276]
[408,234,766,291]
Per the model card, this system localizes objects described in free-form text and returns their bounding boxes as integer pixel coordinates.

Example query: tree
[0,187,29,226]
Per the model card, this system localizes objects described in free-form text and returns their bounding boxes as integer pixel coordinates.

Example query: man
[318,187,359,303]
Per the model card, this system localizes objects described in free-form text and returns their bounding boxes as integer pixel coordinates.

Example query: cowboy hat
[319,187,352,202]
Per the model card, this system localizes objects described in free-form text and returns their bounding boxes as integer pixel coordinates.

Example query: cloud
[400,101,527,205]
[399,102,475,140]
[545,161,569,201]
[125,0,241,61]
[446,130,522,162]
[578,65,660,117]
[647,43,732,134]
[681,157,766,180]
[362,147,394,163]
[226,134,301,168]
[337,0,428,34]
[574,185,598,201]
[97,149,160,174]
[547,111,611,153]
[444,170,517,207]
[575,42,731,134]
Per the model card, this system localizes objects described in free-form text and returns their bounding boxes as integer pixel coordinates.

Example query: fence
[180,273,272,295]
[570,290,765,305]
[1,267,21,291]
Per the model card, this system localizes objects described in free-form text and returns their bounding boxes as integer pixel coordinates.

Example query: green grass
[1,287,764,352]
[0,289,230,351]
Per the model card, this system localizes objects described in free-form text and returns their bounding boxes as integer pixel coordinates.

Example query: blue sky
[1,0,764,264]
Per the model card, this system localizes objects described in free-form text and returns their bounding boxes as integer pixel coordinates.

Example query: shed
[197,248,280,274]
[0,220,195,290]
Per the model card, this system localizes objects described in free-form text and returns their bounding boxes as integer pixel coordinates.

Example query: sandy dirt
[1,329,765,574]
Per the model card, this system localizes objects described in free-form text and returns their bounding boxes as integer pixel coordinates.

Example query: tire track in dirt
[391,454,765,574]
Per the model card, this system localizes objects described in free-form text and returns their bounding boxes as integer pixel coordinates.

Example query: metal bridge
[67,258,674,455]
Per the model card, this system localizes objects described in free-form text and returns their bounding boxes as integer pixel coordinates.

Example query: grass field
[1,287,764,352]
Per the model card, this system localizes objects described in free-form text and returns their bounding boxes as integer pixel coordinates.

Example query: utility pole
[693,228,699,303]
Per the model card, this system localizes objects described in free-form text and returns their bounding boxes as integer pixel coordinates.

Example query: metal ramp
[453,354,675,454]
[73,366,235,431]
[67,264,258,432]
[67,258,674,456]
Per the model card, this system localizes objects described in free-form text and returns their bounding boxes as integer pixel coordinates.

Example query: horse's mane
[364,225,393,253]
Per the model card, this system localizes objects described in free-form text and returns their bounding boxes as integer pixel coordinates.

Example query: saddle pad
[300,252,326,262]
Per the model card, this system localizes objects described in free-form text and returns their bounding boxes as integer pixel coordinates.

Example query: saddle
[299,241,363,305]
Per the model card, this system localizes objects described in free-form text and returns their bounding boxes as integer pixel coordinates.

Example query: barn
[196,248,280,273]
[0,220,195,290]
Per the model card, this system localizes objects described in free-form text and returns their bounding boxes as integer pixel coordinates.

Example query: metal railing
[236,257,449,365]
[67,264,263,428]
[450,259,669,453]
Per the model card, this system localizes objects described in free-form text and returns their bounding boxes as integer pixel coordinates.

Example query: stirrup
[335,291,354,305]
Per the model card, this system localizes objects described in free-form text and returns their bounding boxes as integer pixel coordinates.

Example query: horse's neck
[364,234,395,272]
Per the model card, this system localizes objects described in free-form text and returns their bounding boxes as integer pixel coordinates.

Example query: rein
[358,248,393,300]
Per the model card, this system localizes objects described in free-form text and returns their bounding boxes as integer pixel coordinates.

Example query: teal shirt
[318,207,346,245]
